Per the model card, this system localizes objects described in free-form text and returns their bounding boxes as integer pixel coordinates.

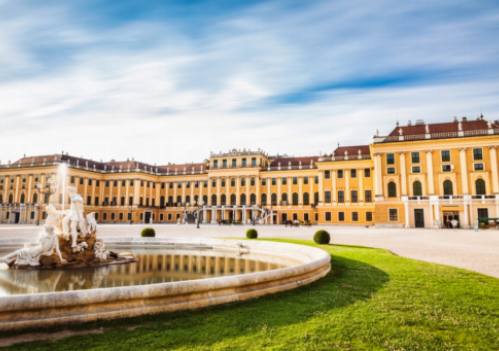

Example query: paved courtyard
[0,224,498,278]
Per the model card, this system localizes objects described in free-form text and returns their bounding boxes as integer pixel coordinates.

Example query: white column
[216,178,221,205]
[345,169,350,202]
[426,151,435,195]
[332,171,337,202]
[403,196,409,228]
[374,154,383,199]
[459,149,469,194]
[133,179,140,205]
[400,153,407,195]
[181,182,186,203]
[277,178,282,205]
[490,147,498,194]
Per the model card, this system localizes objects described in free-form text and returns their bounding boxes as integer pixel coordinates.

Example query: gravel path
[1,224,498,278]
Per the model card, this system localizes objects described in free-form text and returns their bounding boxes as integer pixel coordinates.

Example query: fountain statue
[1,165,134,269]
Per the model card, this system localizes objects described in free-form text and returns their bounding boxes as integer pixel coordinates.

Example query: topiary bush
[313,229,330,245]
[246,228,258,239]
[141,227,156,237]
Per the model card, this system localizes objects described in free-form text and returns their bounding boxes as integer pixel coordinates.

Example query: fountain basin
[0,238,330,331]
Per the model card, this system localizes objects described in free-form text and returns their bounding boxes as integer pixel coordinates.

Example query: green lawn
[3,239,498,351]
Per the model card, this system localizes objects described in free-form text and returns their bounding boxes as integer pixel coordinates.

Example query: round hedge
[313,230,330,245]
[141,227,156,237]
[246,228,258,239]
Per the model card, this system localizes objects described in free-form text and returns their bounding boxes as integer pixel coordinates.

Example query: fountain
[0,164,330,331]
[1,164,134,269]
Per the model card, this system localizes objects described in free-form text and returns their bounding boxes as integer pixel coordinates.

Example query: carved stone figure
[1,226,66,267]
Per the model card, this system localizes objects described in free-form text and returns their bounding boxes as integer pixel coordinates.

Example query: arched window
[202,195,208,205]
[230,194,236,205]
[250,194,256,205]
[185,195,191,205]
[211,194,217,206]
[281,193,288,204]
[0,194,2,204]
[194,195,199,205]
[292,193,299,205]
[271,193,277,205]
[443,180,453,196]
[261,194,267,205]
[387,182,397,197]
[475,179,486,195]
[412,181,422,196]
[240,194,246,205]
[303,192,310,205]
[32,193,38,204]
[160,196,165,207]
[20,193,25,204]
[220,194,226,205]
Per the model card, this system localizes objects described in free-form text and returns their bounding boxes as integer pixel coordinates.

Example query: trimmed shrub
[141,227,156,237]
[246,228,258,239]
[313,230,331,245]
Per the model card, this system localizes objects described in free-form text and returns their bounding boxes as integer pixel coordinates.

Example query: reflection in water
[0,250,284,296]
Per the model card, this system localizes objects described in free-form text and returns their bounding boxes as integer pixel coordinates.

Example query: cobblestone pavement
[1,224,498,278]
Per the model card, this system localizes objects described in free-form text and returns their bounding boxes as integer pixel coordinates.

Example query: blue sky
[1,0,499,164]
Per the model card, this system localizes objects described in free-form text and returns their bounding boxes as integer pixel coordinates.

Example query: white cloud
[0,0,499,165]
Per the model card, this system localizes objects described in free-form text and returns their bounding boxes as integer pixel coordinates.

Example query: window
[337,191,344,203]
[365,190,372,202]
[366,212,373,221]
[303,177,309,185]
[324,171,330,179]
[441,150,450,162]
[325,212,331,221]
[292,177,298,185]
[261,178,266,186]
[351,190,358,203]
[411,152,420,163]
[250,194,256,205]
[261,194,267,205]
[473,148,483,161]
[387,182,397,197]
[364,168,371,177]
[281,193,287,205]
[271,193,277,205]
[324,191,331,203]
[387,153,395,165]
[221,180,226,187]
[240,178,245,186]
[281,177,287,185]
[337,170,344,178]
[350,169,357,178]
[271,178,276,186]
[387,167,395,174]
[213,160,218,168]
[475,179,486,195]
[352,212,358,221]
[251,158,257,167]
[413,181,423,196]
[412,166,421,173]
[242,158,247,167]
[230,179,235,187]
[222,159,227,168]
[250,178,255,186]
[292,193,299,205]
[338,212,345,221]
[303,192,310,205]
[232,159,237,168]
[474,163,484,171]
[443,180,453,196]
[389,209,398,221]
[314,176,319,184]
[442,164,452,172]
[477,208,489,221]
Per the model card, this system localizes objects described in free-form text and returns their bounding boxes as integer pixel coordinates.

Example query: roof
[381,117,499,142]
[269,156,319,167]
[333,145,370,157]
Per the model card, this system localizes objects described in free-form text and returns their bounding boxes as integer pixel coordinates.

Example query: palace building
[1,117,498,228]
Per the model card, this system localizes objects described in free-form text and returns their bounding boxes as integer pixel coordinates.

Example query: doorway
[443,211,460,228]
[414,209,425,228]
[14,212,20,224]
[144,211,152,224]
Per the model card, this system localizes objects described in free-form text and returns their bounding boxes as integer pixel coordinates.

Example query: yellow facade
[1,118,498,228]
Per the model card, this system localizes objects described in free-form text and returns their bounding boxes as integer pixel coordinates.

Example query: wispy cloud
[1,0,499,164]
